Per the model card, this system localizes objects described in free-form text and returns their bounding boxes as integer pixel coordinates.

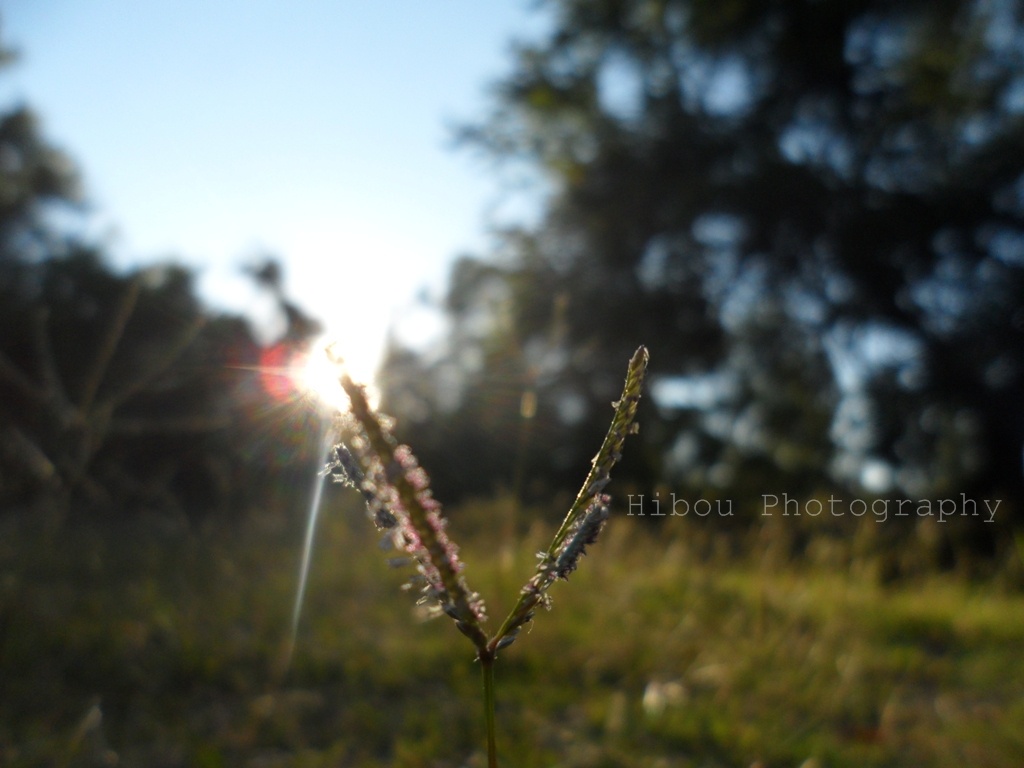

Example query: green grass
[1,497,1022,767]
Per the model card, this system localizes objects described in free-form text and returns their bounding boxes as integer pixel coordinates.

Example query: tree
[380,0,1024,542]
[0,44,321,523]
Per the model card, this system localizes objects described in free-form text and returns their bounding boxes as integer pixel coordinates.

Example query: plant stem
[481,651,498,768]
[489,346,649,647]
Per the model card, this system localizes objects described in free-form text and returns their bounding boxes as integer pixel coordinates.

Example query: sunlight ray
[286,420,335,668]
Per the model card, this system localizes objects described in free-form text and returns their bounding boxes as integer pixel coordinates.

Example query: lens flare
[291,337,344,411]
[256,343,300,401]
[255,337,347,411]
[293,335,380,412]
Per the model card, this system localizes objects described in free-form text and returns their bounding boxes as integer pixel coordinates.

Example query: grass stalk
[313,345,648,763]
[481,650,498,768]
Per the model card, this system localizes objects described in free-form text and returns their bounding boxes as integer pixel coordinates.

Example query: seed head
[336,372,488,650]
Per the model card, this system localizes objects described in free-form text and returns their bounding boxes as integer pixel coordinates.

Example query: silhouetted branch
[103,315,206,409]
[79,276,141,411]
[0,348,44,405]
[109,415,230,436]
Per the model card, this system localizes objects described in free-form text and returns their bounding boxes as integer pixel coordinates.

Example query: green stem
[481,651,498,768]
[490,346,649,647]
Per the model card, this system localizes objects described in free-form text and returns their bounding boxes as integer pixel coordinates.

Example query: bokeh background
[1,1,1023,766]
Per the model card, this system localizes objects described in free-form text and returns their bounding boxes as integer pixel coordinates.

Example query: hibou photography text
[626,492,1002,523]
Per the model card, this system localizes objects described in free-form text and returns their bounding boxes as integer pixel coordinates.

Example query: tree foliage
[380,0,1024,538]
[0,48,321,523]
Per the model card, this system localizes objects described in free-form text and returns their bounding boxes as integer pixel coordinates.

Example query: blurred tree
[380,0,1024,540]
[0,90,81,254]
[0,43,321,523]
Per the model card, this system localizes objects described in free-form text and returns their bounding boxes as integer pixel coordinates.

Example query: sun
[254,333,381,413]
[294,334,380,413]
[295,336,348,412]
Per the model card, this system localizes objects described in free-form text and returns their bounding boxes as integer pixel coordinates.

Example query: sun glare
[296,335,380,413]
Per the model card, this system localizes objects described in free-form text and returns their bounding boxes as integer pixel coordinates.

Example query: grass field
[1,494,1022,767]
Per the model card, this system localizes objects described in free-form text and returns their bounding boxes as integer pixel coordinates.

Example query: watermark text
[627,494,733,517]
[761,493,1000,523]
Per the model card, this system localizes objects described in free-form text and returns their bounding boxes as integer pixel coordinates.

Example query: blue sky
[0,0,545,382]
